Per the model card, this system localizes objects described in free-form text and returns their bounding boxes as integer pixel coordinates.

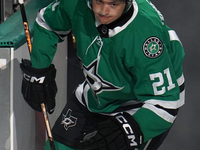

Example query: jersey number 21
[149,68,175,95]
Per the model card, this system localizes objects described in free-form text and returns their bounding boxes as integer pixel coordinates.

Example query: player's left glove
[80,112,144,150]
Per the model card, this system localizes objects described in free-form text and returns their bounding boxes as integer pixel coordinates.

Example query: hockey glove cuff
[80,112,144,150]
[20,59,57,114]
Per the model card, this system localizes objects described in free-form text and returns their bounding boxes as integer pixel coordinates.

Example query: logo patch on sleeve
[143,37,163,58]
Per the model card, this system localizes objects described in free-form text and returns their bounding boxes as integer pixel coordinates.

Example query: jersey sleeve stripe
[142,104,176,123]
[36,7,71,40]
[144,96,184,110]
[168,30,180,41]
[177,74,185,86]
[154,105,178,116]
[168,30,182,45]
[144,73,185,109]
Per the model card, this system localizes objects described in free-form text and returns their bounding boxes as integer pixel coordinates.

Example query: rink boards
[0,0,68,150]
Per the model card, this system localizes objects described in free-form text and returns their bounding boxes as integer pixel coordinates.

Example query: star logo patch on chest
[82,56,123,100]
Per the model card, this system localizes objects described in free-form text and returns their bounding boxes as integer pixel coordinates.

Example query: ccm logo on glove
[116,115,138,146]
[23,73,45,83]
[20,59,57,114]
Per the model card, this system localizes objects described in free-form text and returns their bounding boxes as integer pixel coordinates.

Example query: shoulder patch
[143,37,163,58]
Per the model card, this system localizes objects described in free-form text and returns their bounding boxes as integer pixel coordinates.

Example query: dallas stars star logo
[83,56,123,105]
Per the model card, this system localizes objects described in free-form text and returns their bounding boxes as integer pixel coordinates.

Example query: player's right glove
[20,59,57,114]
[80,112,144,150]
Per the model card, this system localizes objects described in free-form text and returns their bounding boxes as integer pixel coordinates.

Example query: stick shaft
[41,104,56,150]
[19,1,55,149]
[19,3,32,54]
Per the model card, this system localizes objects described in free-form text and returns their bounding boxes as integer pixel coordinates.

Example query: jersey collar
[95,1,138,38]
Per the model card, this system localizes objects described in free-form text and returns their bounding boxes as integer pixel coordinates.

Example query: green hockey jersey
[31,0,185,142]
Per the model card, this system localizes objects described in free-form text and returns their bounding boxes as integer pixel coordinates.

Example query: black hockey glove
[20,59,57,114]
[80,112,144,150]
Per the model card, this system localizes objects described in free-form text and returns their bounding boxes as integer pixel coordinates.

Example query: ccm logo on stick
[23,73,45,83]
[116,115,137,147]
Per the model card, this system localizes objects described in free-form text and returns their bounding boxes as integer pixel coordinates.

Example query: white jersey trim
[142,73,185,122]
[142,104,176,123]
[94,1,138,38]
[75,83,86,107]
[36,5,70,40]
[144,91,184,110]
[75,82,92,111]
[168,30,182,45]
[109,1,138,37]
[145,74,185,109]
[177,74,185,86]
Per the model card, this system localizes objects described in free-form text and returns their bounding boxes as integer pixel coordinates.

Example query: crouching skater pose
[20,0,185,149]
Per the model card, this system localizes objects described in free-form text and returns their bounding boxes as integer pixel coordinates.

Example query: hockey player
[20,0,185,149]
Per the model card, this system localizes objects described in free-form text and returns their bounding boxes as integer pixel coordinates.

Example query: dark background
[151,0,200,150]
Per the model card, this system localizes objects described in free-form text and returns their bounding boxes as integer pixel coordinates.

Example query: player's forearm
[31,1,71,68]
[30,22,59,68]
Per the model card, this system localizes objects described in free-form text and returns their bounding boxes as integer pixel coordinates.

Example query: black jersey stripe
[155,105,179,116]
[179,82,185,93]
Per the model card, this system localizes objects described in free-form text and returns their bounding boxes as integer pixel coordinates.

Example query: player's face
[92,0,126,24]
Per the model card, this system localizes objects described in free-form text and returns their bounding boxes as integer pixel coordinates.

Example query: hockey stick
[18,0,56,149]
[18,0,32,54]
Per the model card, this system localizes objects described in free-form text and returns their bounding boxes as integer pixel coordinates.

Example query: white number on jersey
[149,68,175,95]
